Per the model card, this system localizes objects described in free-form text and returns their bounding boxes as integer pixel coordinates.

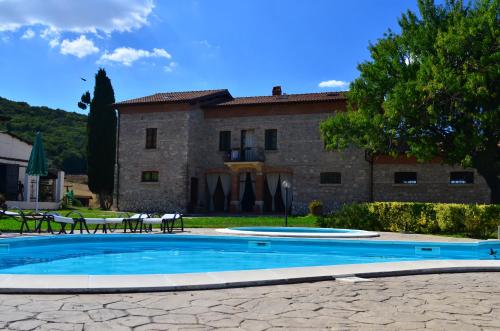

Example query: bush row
[317,202,500,239]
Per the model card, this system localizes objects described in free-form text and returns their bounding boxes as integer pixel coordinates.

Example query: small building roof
[114,89,230,106]
[209,91,347,107]
[0,131,32,146]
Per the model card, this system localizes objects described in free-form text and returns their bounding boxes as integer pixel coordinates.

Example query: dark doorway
[274,181,285,213]
[213,177,226,212]
[189,177,198,212]
[263,177,272,212]
[241,172,255,212]
[0,164,19,200]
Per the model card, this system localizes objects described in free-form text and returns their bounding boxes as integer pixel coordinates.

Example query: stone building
[114,87,490,214]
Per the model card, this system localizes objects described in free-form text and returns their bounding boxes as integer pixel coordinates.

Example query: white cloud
[164,61,177,72]
[0,0,154,33]
[318,80,349,89]
[49,38,59,48]
[21,28,35,39]
[99,47,171,66]
[60,35,99,58]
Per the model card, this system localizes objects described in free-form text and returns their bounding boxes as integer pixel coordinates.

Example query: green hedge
[317,202,500,239]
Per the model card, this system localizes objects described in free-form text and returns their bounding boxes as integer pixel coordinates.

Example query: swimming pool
[216,226,379,238]
[0,235,498,275]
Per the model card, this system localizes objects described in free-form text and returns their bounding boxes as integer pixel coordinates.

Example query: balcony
[223,147,265,163]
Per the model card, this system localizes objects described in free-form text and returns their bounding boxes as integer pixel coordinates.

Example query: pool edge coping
[215,228,380,238]
[1,260,500,293]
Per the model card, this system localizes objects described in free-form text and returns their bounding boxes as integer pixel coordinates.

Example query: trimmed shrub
[434,204,466,233]
[318,203,378,230]
[318,202,500,239]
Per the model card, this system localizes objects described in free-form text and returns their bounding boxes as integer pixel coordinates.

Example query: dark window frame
[265,129,278,151]
[394,172,417,184]
[145,128,157,149]
[219,131,231,151]
[141,171,159,182]
[450,171,474,184]
[320,172,341,184]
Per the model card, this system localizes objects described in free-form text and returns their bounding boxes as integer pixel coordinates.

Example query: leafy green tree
[320,0,499,203]
[79,69,116,209]
[0,97,87,173]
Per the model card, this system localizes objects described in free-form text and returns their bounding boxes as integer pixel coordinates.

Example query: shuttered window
[265,129,277,150]
[145,128,157,149]
[141,171,159,182]
[219,131,231,151]
[320,172,341,184]
[394,172,417,184]
[450,171,474,184]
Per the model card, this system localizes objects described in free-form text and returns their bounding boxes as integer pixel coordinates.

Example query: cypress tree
[79,68,116,209]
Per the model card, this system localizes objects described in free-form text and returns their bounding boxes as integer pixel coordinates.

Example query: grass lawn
[0,208,317,233]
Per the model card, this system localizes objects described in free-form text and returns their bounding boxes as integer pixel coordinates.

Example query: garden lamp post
[282,180,291,227]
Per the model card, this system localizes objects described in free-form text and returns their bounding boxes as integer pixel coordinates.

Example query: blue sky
[0,0,419,114]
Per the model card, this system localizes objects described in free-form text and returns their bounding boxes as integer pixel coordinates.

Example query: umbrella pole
[35,176,39,213]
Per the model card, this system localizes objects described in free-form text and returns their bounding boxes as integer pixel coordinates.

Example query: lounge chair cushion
[129,214,147,219]
[3,211,19,217]
[142,218,163,224]
[104,218,124,224]
[161,213,180,220]
[84,218,106,225]
[53,215,74,224]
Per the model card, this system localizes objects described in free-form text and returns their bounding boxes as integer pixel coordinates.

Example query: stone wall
[117,105,191,212]
[201,105,371,214]
[373,163,490,203]
[116,100,492,214]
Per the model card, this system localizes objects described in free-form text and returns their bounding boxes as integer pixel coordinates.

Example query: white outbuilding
[0,131,64,209]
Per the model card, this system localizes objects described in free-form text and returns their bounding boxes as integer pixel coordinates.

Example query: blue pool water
[231,227,357,233]
[0,235,498,275]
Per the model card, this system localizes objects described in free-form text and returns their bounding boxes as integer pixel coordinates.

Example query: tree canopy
[320,0,499,203]
[0,96,87,174]
[81,68,117,209]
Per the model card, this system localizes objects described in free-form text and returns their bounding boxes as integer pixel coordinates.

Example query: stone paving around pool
[0,272,499,330]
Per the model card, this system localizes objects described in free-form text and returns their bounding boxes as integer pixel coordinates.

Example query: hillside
[0,96,87,174]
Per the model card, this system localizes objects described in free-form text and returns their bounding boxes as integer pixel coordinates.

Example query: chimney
[272,86,282,96]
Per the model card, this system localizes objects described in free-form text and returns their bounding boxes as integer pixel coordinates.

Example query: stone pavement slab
[0,272,499,330]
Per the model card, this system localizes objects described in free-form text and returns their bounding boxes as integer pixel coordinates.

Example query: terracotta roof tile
[115,89,229,106]
[209,91,347,107]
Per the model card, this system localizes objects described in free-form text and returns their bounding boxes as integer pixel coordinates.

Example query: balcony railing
[224,147,265,162]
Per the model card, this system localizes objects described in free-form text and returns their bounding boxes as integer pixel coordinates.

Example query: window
[145,128,157,149]
[141,171,159,182]
[450,171,474,184]
[394,172,417,184]
[265,129,278,150]
[320,172,341,184]
[219,131,231,151]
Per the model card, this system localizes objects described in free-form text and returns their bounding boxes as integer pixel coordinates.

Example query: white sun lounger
[121,213,149,233]
[53,215,76,234]
[141,213,183,233]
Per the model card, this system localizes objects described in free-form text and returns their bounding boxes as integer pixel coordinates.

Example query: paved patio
[0,272,498,330]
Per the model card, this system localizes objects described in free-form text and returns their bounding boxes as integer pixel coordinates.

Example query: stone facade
[115,89,491,214]
[373,162,490,203]
[117,104,192,212]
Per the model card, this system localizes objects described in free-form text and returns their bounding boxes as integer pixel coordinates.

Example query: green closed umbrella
[26,132,48,212]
